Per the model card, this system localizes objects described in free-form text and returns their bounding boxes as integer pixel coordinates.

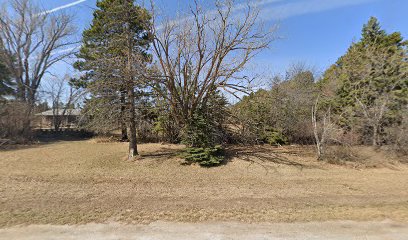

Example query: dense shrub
[182,112,215,148]
[385,110,408,157]
[153,113,181,143]
[154,91,229,147]
[232,65,317,145]
[0,101,32,142]
[181,145,225,167]
[261,127,288,145]
[324,145,358,164]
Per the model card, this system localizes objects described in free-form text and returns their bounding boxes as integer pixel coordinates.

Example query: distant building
[33,109,82,129]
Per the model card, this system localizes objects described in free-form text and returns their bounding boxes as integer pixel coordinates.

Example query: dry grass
[1,141,408,227]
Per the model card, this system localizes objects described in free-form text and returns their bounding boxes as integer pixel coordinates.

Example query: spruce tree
[0,59,14,99]
[361,17,386,45]
[75,0,152,158]
[321,17,408,146]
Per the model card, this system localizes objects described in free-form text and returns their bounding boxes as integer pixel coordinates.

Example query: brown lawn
[1,140,408,227]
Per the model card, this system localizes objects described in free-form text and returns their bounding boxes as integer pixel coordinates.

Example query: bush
[385,120,408,157]
[182,112,214,148]
[181,145,225,167]
[181,92,229,148]
[0,100,32,142]
[324,145,357,164]
[261,127,287,145]
[153,114,181,143]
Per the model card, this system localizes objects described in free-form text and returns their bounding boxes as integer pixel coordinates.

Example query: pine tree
[75,0,152,158]
[321,17,408,146]
[361,17,386,45]
[0,59,14,99]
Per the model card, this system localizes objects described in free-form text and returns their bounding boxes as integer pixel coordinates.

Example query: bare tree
[312,96,360,161]
[312,97,340,160]
[150,0,275,127]
[42,75,84,131]
[0,0,77,133]
[355,96,388,147]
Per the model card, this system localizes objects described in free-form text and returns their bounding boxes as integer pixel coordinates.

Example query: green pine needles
[181,145,225,167]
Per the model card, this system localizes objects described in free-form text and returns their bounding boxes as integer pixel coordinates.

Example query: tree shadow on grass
[224,145,323,173]
[0,130,93,152]
[140,147,184,163]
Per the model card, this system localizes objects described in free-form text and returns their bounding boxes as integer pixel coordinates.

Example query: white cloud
[156,0,284,31]
[259,0,378,21]
[54,0,378,56]
[53,46,80,55]
[39,0,87,15]
[157,0,377,30]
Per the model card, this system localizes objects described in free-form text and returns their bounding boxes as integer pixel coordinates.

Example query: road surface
[1,220,407,240]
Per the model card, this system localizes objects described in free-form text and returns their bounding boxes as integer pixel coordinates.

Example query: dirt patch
[1,141,408,227]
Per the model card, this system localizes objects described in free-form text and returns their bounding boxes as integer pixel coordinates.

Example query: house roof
[35,109,81,116]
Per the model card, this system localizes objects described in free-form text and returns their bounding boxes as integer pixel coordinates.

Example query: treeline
[0,0,77,140]
[70,0,273,164]
[233,17,408,159]
[232,64,317,145]
[1,0,407,164]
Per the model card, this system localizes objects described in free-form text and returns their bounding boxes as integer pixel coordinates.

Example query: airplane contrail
[156,0,284,31]
[39,0,87,15]
[157,0,377,30]
[259,0,379,21]
[53,46,81,55]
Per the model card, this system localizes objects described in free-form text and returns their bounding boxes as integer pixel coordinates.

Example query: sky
[2,0,408,88]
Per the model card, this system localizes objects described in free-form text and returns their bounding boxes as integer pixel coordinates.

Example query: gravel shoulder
[1,221,408,240]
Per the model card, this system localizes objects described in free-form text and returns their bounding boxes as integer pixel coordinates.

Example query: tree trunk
[22,97,35,139]
[120,91,128,141]
[16,82,26,102]
[312,100,323,160]
[125,6,139,159]
[372,125,378,146]
[121,121,128,141]
[127,87,138,159]
[54,117,61,131]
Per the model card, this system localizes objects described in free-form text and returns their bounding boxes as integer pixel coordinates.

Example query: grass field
[1,140,408,227]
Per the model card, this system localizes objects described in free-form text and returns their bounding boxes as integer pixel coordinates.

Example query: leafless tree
[312,97,327,160]
[355,96,388,147]
[42,75,84,131]
[312,97,339,160]
[312,96,360,161]
[0,0,77,133]
[150,0,276,126]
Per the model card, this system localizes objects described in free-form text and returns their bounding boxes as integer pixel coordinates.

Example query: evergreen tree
[74,0,152,158]
[321,17,408,146]
[361,17,386,45]
[182,91,229,148]
[0,59,14,99]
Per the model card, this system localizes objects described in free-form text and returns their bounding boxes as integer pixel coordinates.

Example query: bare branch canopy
[150,0,277,123]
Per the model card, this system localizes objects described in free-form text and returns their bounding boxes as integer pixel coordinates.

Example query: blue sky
[3,0,408,85]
